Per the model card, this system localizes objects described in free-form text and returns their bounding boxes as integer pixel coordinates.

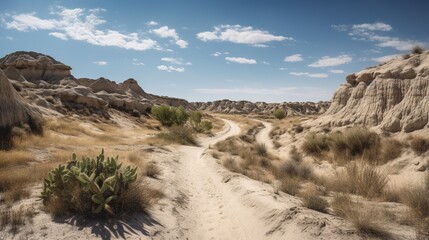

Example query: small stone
[417,165,426,172]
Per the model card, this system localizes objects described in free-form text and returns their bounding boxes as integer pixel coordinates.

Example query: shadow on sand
[54,213,162,240]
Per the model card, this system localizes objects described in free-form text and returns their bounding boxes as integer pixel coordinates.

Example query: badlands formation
[1,50,429,240]
[0,51,327,119]
[321,50,429,132]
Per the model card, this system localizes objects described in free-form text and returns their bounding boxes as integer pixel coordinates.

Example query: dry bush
[157,125,196,145]
[327,163,388,198]
[331,194,389,237]
[47,119,84,136]
[301,133,329,156]
[412,45,424,54]
[289,146,303,162]
[278,177,301,196]
[329,128,380,163]
[410,137,429,155]
[253,143,267,157]
[144,162,161,178]
[3,187,30,203]
[401,187,429,219]
[0,206,35,234]
[222,157,240,173]
[121,181,164,214]
[0,150,35,169]
[277,160,313,180]
[301,189,329,213]
[215,137,240,155]
[403,54,411,59]
[294,124,304,133]
[380,138,403,163]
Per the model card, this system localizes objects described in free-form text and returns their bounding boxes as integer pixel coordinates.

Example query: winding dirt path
[172,120,268,240]
[255,121,274,151]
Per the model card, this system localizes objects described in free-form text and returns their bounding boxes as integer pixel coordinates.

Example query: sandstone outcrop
[0,51,72,83]
[321,50,429,132]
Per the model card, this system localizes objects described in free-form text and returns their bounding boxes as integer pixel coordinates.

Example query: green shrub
[151,105,177,127]
[189,111,212,132]
[157,125,196,145]
[41,150,141,217]
[174,107,189,126]
[273,109,286,120]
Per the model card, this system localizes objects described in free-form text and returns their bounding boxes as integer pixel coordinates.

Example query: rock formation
[193,100,329,116]
[0,51,72,83]
[0,51,330,119]
[321,50,429,132]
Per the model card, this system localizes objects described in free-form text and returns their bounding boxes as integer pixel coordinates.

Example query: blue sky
[1,0,428,102]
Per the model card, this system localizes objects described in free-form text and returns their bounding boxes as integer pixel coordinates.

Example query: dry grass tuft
[327,162,388,198]
[0,150,35,169]
[329,128,380,163]
[253,143,267,157]
[278,177,301,196]
[331,194,389,237]
[0,206,35,234]
[410,137,429,155]
[301,188,329,213]
[277,160,313,180]
[301,133,329,156]
[222,157,240,173]
[144,162,161,178]
[380,138,403,163]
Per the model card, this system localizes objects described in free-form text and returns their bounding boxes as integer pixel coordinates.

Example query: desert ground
[1,49,429,240]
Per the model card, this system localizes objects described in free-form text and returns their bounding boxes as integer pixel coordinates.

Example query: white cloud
[329,69,344,74]
[371,54,401,63]
[225,57,257,64]
[146,20,158,26]
[49,32,67,40]
[333,22,428,51]
[211,51,222,57]
[132,58,145,66]
[289,72,328,78]
[309,55,352,67]
[197,24,292,46]
[151,25,188,48]
[352,22,392,32]
[6,13,56,31]
[6,36,13,40]
[157,65,184,72]
[193,87,297,95]
[262,61,270,65]
[93,61,107,65]
[5,7,160,51]
[279,67,286,71]
[284,54,303,62]
[160,57,191,65]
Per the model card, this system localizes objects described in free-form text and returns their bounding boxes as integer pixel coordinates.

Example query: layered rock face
[321,51,429,132]
[0,51,72,83]
[193,100,329,116]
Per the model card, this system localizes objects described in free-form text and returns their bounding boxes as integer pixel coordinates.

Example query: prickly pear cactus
[41,149,138,217]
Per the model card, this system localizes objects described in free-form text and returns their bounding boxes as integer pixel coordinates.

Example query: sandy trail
[255,121,274,151]
[172,120,269,240]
